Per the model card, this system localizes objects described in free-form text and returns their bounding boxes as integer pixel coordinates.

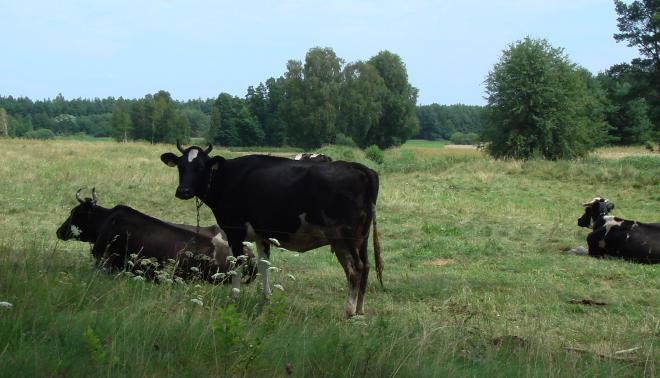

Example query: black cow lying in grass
[577,197,660,264]
[56,189,256,281]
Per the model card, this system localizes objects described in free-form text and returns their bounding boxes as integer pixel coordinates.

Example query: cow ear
[209,156,225,171]
[160,153,179,167]
[606,202,614,211]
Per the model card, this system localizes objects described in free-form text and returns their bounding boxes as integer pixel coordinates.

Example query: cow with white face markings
[577,197,660,264]
[161,142,382,317]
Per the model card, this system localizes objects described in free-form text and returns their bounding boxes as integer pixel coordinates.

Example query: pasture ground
[0,139,658,377]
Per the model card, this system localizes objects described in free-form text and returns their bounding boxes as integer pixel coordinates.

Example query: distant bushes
[24,128,55,140]
[449,132,479,145]
[364,145,384,164]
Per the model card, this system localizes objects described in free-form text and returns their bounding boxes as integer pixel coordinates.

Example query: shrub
[335,133,358,148]
[24,128,55,140]
[364,144,384,164]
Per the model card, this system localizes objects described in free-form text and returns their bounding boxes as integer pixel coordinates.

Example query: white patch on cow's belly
[603,216,623,236]
[211,230,230,263]
[187,149,199,162]
[280,213,329,252]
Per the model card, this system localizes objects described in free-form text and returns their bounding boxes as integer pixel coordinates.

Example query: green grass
[0,139,658,376]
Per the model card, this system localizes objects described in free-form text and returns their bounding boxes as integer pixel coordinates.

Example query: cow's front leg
[257,241,272,298]
[230,242,244,299]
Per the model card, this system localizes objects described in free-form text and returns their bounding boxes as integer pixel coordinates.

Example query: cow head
[577,197,614,228]
[56,188,100,241]
[160,141,225,200]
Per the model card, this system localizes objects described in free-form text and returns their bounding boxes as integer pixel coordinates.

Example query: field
[0,139,658,377]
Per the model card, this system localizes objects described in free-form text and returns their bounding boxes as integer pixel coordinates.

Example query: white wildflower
[70,225,81,237]
[129,253,139,260]
[174,277,184,284]
[184,251,194,258]
[211,272,225,280]
[227,270,237,276]
[133,276,145,282]
[268,238,281,246]
[231,288,241,295]
[140,259,151,266]
[167,258,176,264]
[259,259,271,266]
[242,241,253,247]
[226,256,237,264]
[0,301,13,310]
[164,278,174,284]
[273,284,284,292]
[268,266,281,272]
[190,298,203,306]
[190,266,200,273]
[287,274,296,281]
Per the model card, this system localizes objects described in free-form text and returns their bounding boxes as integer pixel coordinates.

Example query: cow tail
[372,203,384,287]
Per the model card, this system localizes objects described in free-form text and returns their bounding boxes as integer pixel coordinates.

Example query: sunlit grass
[0,139,658,376]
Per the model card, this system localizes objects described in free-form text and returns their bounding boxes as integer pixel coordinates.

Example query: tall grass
[0,139,658,376]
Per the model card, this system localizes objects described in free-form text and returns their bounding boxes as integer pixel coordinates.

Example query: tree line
[1,48,422,149]
[1,1,657,155]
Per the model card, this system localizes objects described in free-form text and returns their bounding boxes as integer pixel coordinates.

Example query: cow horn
[91,187,98,205]
[204,144,213,154]
[176,140,185,153]
[75,188,84,204]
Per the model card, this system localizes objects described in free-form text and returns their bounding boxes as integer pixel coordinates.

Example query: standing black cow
[161,142,382,317]
[56,189,256,281]
[577,197,660,263]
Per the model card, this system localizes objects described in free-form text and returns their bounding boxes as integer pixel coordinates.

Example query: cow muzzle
[176,187,194,200]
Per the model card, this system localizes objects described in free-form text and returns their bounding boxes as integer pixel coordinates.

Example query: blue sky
[0,1,639,105]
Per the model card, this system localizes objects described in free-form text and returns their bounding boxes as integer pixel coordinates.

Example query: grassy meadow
[0,139,658,377]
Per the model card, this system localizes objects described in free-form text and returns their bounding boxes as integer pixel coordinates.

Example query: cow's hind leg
[356,237,370,315]
[333,242,363,318]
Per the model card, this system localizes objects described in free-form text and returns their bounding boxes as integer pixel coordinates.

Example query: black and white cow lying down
[577,197,660,264]
[56,189,256,281]
[161,142,382,317]
[293,153,333,163]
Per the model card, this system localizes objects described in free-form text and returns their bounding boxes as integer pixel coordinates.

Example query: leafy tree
[207,93,261,146]
[338,62,387,148]
[111,100,133,142]
[482,37,607,159]
[367,51,419,148]
[613,0,660,142]
[53,114,78,134]
[0,108,7,137]
[263,77,286,146]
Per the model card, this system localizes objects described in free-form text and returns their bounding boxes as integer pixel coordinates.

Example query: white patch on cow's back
[294,153,303,160]
[187,149,199,162]
[310,154,319,158]
[603,216,623,236]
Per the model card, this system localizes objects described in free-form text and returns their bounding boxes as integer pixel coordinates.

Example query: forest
[0,2,657,153]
